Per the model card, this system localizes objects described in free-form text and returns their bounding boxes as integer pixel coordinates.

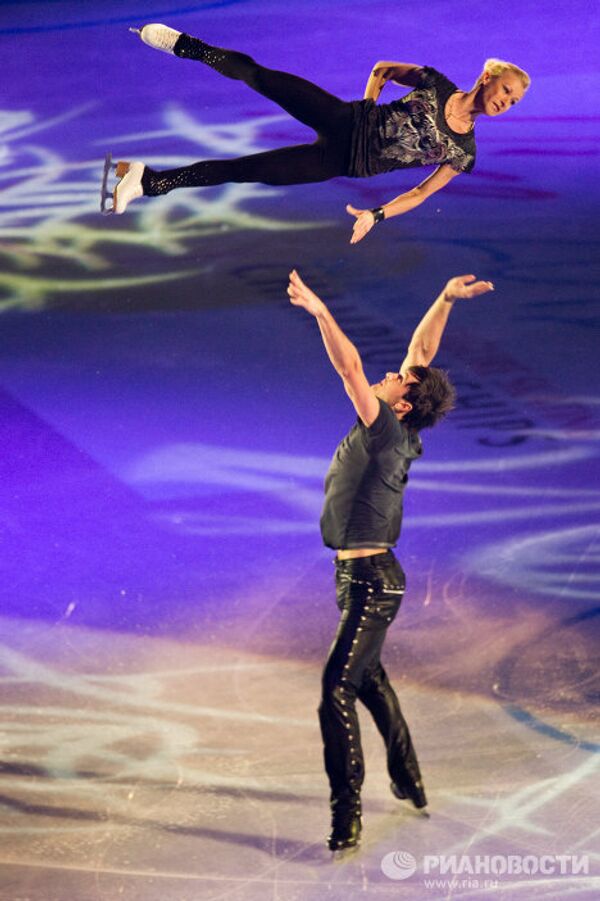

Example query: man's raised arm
[287,270,379,427]
[400,275,494,374]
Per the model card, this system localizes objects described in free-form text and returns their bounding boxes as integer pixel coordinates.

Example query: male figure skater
[287,269,493,851]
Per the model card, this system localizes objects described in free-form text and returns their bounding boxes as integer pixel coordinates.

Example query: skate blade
[331,844,360,860]
[101,195,115,215]
[129,27,141,35]
[100,152,114,215]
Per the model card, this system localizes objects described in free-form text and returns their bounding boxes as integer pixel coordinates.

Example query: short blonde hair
[476,58,531,91]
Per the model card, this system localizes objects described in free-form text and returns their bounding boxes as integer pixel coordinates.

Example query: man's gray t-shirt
[320,400,423,550]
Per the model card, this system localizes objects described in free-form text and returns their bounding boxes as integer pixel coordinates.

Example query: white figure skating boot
[112,161,145,214]
[129,24,182,54]
[100,158,145,216]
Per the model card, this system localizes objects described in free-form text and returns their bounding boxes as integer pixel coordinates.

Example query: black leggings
[142,35,354,196]
[319,552,423,814]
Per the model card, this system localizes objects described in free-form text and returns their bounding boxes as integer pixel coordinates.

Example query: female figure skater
[112,24,529,243]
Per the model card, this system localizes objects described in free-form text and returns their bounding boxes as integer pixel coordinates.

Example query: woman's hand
[346,205,376,244]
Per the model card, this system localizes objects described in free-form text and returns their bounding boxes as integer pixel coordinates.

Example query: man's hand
[443,274,494,300]
[287,269,326,317]
[346,205,376,244]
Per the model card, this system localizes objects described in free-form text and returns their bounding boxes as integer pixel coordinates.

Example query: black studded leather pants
[318,550,423,812]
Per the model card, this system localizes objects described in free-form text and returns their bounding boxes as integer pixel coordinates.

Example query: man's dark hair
[403,365,456,430]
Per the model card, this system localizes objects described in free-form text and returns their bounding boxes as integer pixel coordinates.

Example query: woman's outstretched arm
[364,61,423,101]
[346,164,460,243]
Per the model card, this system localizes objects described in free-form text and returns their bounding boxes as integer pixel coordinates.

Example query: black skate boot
[391,777,428,810]
[327,798,362,851]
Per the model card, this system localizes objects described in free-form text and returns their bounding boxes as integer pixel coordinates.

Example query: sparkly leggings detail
[319,552,423,811]
[141,35,353,196]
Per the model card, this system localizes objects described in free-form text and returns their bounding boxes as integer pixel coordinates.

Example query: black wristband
[370,206,385,224]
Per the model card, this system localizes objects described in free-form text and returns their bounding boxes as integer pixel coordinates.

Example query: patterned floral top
[347,66,476,178]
